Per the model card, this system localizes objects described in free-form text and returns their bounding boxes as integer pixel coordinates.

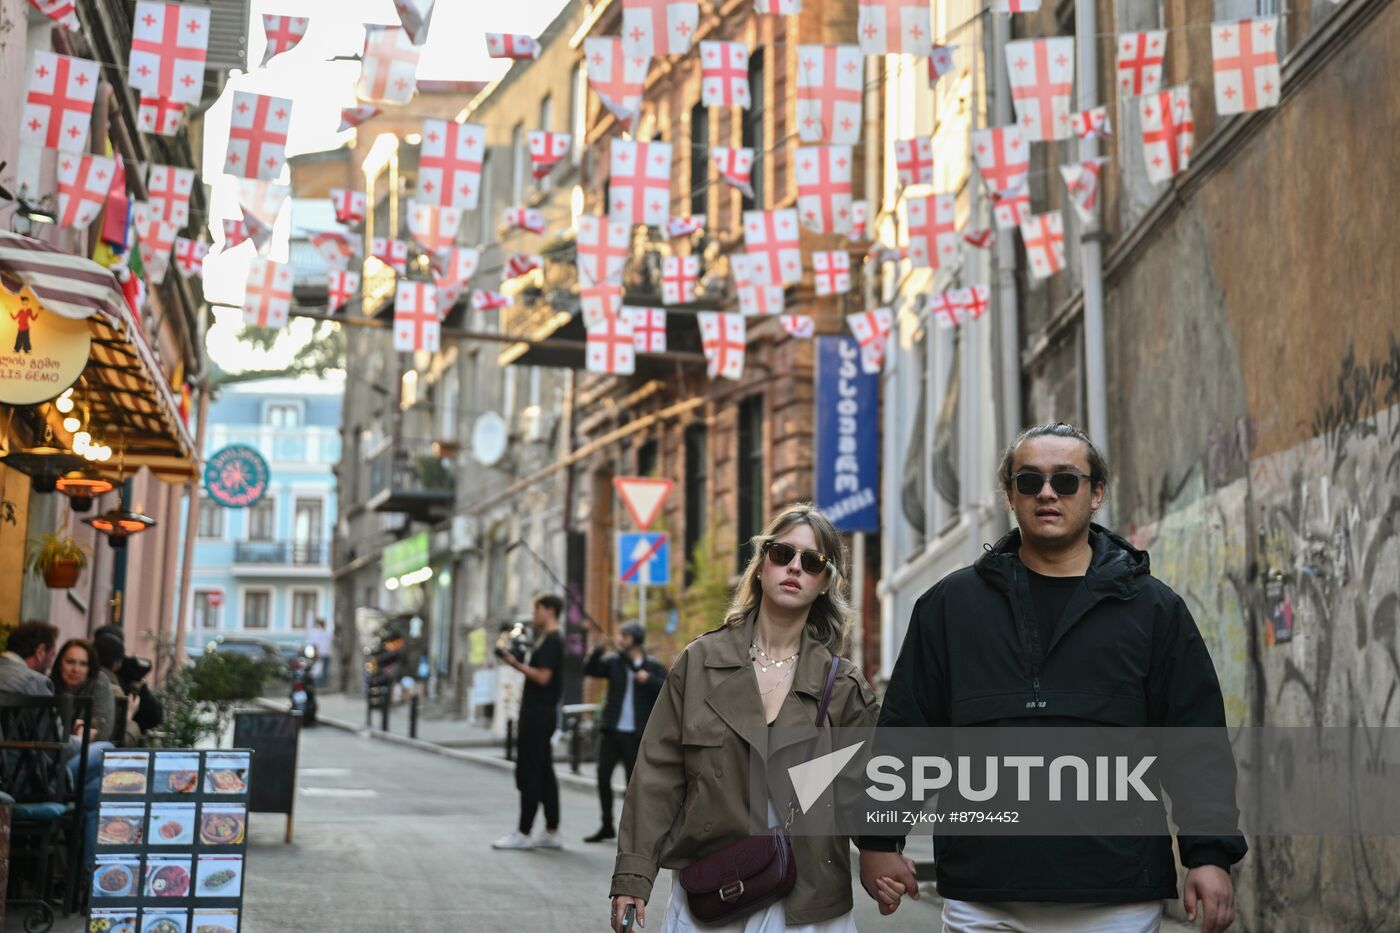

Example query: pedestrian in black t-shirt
[493,593,567,850]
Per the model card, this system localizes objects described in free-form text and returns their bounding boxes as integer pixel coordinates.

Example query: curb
[260,699,625,795]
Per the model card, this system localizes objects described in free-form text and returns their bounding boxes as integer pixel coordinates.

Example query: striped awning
[0,231,198,483]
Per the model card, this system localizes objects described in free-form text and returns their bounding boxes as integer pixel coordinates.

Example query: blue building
[183,376,343,654]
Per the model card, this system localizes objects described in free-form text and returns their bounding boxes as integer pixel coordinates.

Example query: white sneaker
[531,829,563,849]
[492,831,534,850]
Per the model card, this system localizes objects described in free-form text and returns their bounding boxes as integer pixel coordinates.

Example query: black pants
[596,728,640,826]
[515,707,559,835]
[14,330,31,353]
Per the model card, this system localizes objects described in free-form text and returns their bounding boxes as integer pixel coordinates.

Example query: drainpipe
[992,13,1023,452]
[1076,0,1110,526]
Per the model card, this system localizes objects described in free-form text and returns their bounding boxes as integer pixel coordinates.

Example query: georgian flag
[261,14,309,66]
[173,237,208,278]
[243,258,292,328]
[138,96,185,136]
[1019,211,1067,280]
[622,0,699,59]
[796,45,863,145]
[993,0,1041,11]
[700,41,750,108]
[580,282,623,328]
[586,313,636,375]
[741,209,802,286]
[22,51,100,153]
[811,251,851,297]
[667,215,706,239]
[128,2,209,105]
[1005,37,1075,141]
[609,140,672,228]
[585,37,647,129]
[795,146,854,235]
[357,26,420,104]
[371,237,409,274]
[577,214,631,286]
[311,231,361,270]
[332,188,366,226]
[408,203,463,255]
[486,33,539,60]
[339,105,382,131]
[625,306,667,353]
[471,290,510,312]
[434,246,480,289]
[857,0,932,57]
[1118,30,1167,97]
[847,307,893,374]
[850,200,869,241]
[661,255,699,304]
[1211,17,1281,115]
[328,270,360,311]
[697,312,746,381]
[134,207,176,285]
[780,315,816,339]
[224,91,292,181]
[711,147,755,199]
[1060,157,1108,225]
[507,253,543,279]
[28,0,80,31]
[145,164,194,226]
[503,206,546,234]
[529,131,572,180]
[1070,106,1112,140]
[929,45,957,86]
[970,125,1029,195]
[991,188,1030,231]
[962,227,994,250]
[894,137,934,188]
[392,0,435,44]
[56,154,116,228]
[730,254,784,316]
[754,0,799,11]
[1140,85,1194,184]
[393,281,441,352]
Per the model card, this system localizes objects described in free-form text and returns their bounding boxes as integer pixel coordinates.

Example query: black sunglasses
[1011,470,1093,497]
[762,541,833,575]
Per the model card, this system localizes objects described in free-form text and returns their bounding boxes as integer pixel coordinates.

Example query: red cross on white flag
[486,33,539,60]
[129,2,209,105]
[962,227,994,249]
[418,119,484,210]
[1060,157,1108,225]
[1212,17,1280,115]
[339,105,381,131]
[780,315,815,338]
[730,254,785,316]
[244,258,292,327]
[134,207,176,285]
[507,253,542,279]
[146,165,194,226]
[797,146,854,235]
[711,147,755,199]
[262,15,309,66]
[393,0,434,44]
[796,45,863,145]
[236,178,289,228]
[580,282,623,328]
[586,313,636,375]
[225,91,292,180]
[812,251,851,297]
[328,270,360,311]
[371,237,408,274]
[22,52,99,152]
[993,0,1041,11]
[331,189,366,226]
[1006,37,1075,141]
[961,284,990,320]
[1020,211,1066,280]
[742,209,802,286]
[847,308,892,374]
[1140,85,1194,184]
[667,215,706,239]
[850,201,869,241]
[358,26,420,104]
[622,0,699,59]
[907,194,958,271]
[529,131,572,180]
[991,188,1030,230]
[662,256,699,304]
[698,312,746,381]
[754,0,800,12]
[28,0,79,31]
[894,138,934,188]
[1117,29,1166,97]
[1070,106,1111,140]
[503,206,547,234]
[408,203,462,255]
[138,96,185,136]
[577,214,630,285]
[700,41,750,108]
[56,154,115,228]
[970,125,1029,195]
[221,218,266,254]
[394,281,441,352]
[472,290,509,312]
[928,291,961,330]
[585,38,647,129]
[173,237,208,278]
[626,307,667,353]
[929,45,957,86]
[435,247,479,288]
[311,231,361,270]
[610,140,672,228]
[858,0,932,57]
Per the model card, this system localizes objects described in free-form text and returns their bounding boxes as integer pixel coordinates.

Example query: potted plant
[26,532,89,589]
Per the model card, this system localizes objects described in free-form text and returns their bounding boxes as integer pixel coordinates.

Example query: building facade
[181,377,341,654]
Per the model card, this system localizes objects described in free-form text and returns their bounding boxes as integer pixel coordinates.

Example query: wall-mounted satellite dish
[471,411,508,466]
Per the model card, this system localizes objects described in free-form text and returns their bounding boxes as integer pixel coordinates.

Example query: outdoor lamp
[56,469,115,513]
[84,505,156,548]
[0,440,85,493]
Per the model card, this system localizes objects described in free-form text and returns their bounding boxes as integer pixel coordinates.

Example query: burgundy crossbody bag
[677,656,843,926]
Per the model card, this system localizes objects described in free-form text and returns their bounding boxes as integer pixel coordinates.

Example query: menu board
[88,749,251,933]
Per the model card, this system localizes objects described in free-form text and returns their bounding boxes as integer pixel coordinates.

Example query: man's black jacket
[584,647,667,733]
[859,523,1247,903]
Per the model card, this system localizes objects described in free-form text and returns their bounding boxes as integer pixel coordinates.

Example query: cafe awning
[0,231,198,483]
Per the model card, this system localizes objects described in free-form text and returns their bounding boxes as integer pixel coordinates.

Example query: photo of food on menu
[196,854,244,898]
[154,751,201,795]
[145,855,193,898]
[202,752,249,795]
[141,907,186,933]
[88,908,137,932]
[101,752,150,795]
[192,908,239,932]
[97,803,146,847]
[148,802,196,846]
[92,855,140,899]
[199,803,247,846]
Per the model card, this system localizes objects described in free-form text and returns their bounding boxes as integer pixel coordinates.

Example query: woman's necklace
[750,640,799,673]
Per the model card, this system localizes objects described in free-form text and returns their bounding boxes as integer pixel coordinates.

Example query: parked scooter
[290,645,319,726]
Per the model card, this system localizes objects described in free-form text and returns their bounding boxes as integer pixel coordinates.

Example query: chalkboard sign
[232,710,301,843]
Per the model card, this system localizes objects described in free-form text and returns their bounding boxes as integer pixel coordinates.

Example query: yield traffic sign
[613,476,674,529]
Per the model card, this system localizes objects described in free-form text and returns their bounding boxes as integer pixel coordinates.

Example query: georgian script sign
[814,336,879,532]
[203,445,270,508]
[0,286,90,406]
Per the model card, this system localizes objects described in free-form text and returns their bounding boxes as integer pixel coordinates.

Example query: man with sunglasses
[858,423,1245,933]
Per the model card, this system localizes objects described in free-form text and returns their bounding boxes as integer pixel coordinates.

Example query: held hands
[611,895,646,931]
[858,851,919,916]
[1184,865,1235,933]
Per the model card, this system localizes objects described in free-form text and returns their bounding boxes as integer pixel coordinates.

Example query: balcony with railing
[231,540,329,575]
[366,436,455,521]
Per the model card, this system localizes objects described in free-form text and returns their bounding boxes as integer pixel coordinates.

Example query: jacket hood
[974,522,1150,600]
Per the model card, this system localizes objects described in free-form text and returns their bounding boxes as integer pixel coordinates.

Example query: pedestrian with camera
[582,620,667,844]
[493,593,567,851]
[609,503,888,933]
[93,625,162,746]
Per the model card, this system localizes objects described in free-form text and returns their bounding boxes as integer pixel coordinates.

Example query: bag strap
[814,656,841,728]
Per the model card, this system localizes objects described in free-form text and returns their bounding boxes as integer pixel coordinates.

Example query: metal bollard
[380,692,390,732]
[410,693,419,739]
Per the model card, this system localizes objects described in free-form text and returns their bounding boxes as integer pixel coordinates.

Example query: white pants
[941,899,1164,933]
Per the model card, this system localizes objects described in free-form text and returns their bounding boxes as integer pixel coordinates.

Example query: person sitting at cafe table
[0,620,61,696]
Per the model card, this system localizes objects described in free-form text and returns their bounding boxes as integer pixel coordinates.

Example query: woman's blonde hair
[721,503,854,654]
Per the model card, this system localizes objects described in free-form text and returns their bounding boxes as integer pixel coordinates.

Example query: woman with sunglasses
[610,503,899,932]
